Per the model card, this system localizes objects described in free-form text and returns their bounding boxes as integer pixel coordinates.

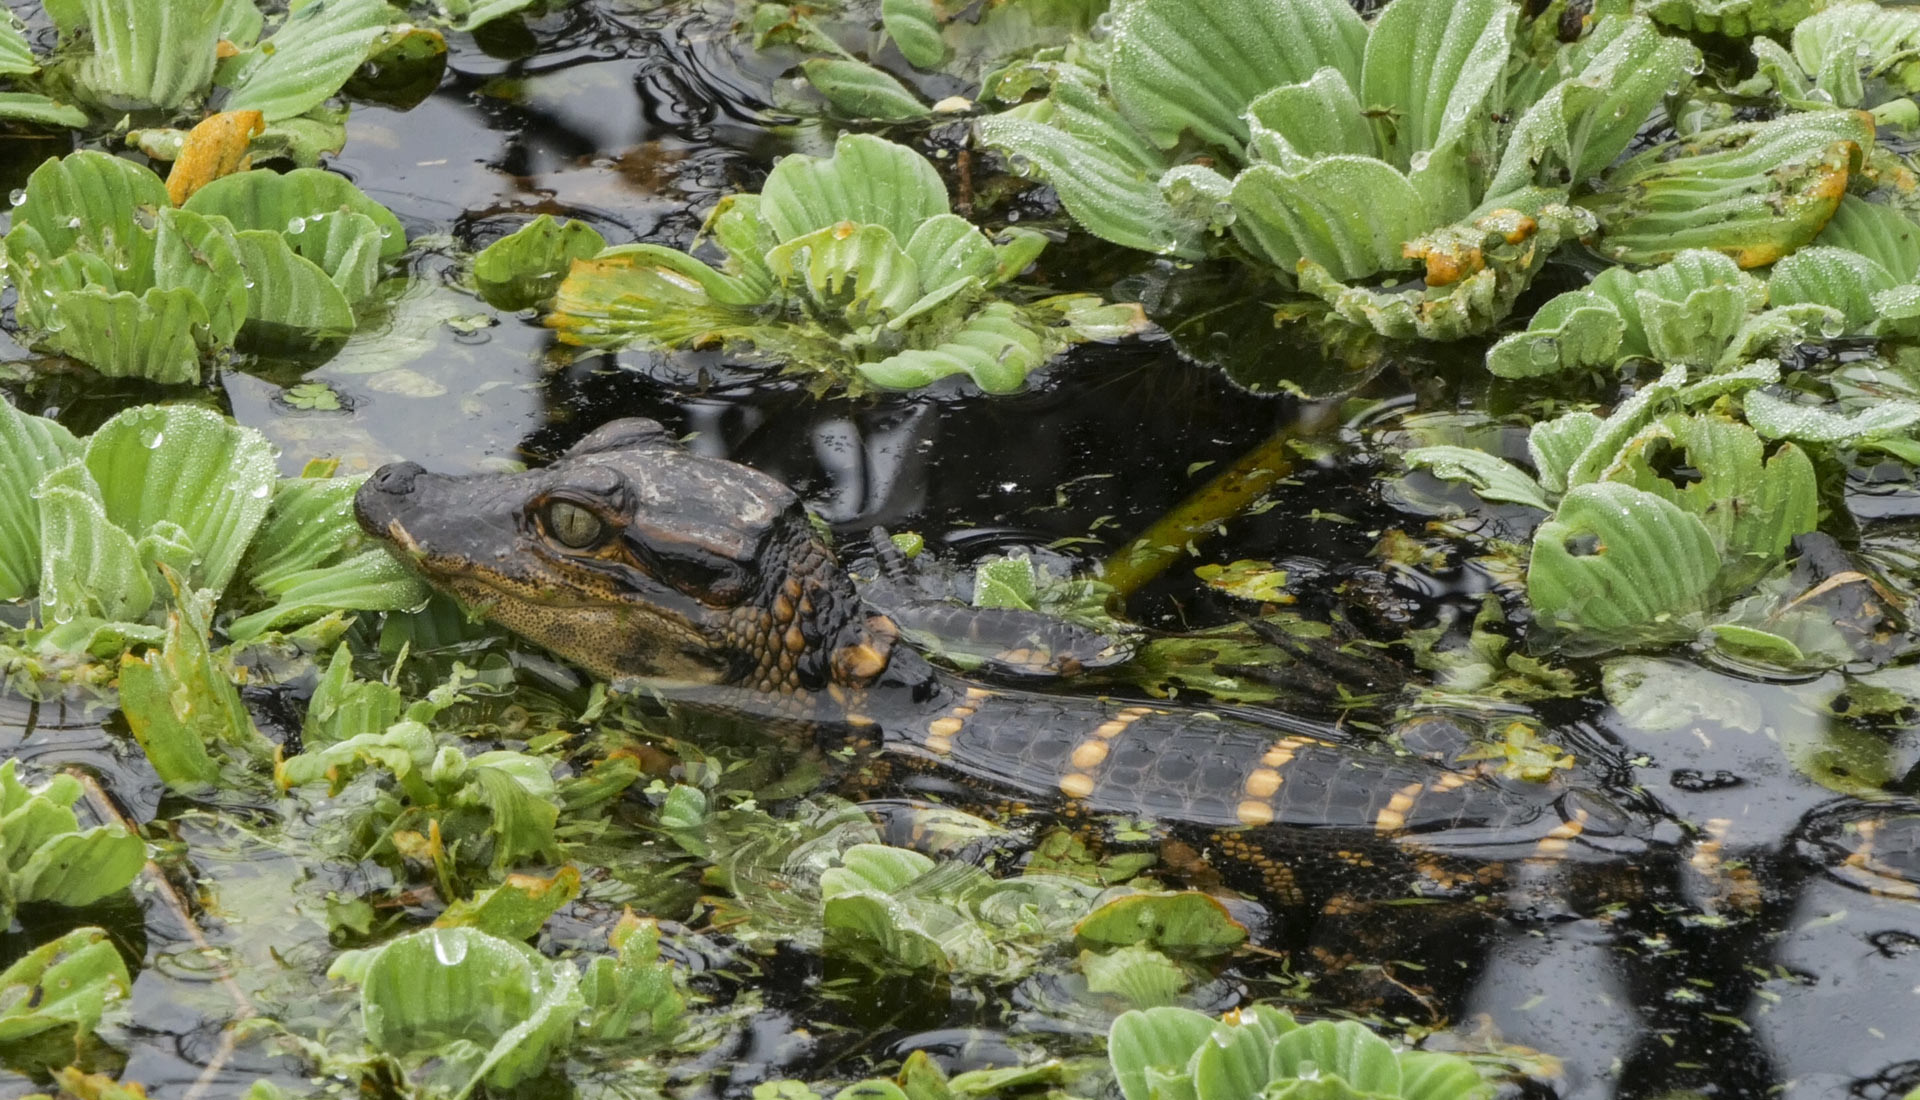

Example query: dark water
[3,1,1920,1098]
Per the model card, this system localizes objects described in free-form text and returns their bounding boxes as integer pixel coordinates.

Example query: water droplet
[287,216,306,234]
[243,279,255,289]
[1409,151,1431,172]
[64,216,80,229]
[430,929,468,966]
[250,483,271,498]
[1008,153,1033,176]
[1211,201,1236,227]
[8,189,24,207]
[144,430,165,449]
[1090,10,1115,40]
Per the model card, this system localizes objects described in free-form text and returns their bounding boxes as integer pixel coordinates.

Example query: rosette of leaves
[1,152,407,382]
[1490,200,1920,378]
[1408,366,1820,641]
[0,761,145,927]
[975,0,1700,341]
[748,0,1107,122]
[1746,2,1920,127]
[0,0,440,152]
[326,922,683,1098]
[1107,1005,1492,1100]
[532,134,1144,393]
[0,401,424,661]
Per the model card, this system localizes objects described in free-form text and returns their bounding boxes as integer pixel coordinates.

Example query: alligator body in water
[353,418,1648,878]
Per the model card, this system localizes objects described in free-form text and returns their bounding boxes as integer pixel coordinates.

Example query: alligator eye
[544,500,606,549]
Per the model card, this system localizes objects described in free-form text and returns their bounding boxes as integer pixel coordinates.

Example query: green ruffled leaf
[1105,0,1366,152]
[1528,482,1721,635]
[1812,196,1920,280]
[1644,0,1827,36]
[1487,17,1701,205]
[0,17,35,75]
[768,222,925,326]
[1768,245,1897,331]
[1608,413,1817,572]
[230,229,358,341]
[228,476,429,641]
[1229,157,1427,282]
[762,133,951,245]
[73,0,222,110]
[41,286,211,383]
[9,151,166,285]
[472,215,608,311]
[331,927,583,1094]
[83,404,277,598]
[1108,1007,1219,1100]
[182,166,409,261]
[220,0,403,121]
[1743,388,1920,443]
[35,477,153,626]
[0,94,89,128]
[1269,1022,1402,1096]
[977,74,1197,256]
[0,402,78,601]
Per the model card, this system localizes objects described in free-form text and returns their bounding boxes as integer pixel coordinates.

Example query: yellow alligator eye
[545,501,605,549]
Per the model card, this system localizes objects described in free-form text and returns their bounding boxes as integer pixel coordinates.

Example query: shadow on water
[2,0,1920,1097]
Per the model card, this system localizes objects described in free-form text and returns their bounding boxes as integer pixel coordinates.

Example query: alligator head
[354,418,895,696]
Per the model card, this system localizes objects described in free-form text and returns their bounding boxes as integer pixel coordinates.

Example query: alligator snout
[354,461,428,540]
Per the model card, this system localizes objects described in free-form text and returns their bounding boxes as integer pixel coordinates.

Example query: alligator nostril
[367,461,426,496]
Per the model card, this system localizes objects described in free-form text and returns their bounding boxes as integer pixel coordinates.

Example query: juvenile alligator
[353,418,1642,876]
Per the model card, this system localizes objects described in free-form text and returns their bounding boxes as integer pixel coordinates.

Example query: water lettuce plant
[1490,200,1920,378]
[1745,1,1920,127]
[1107,1005,1492,1100]
[0,401,425,659]
[977,0,1703,341]
[1408,367,1819,641]
[0,762,144,926]
[521,133,1145,392]
[326,920,684,1099]
[1,152,406,383]
[0,0,435,145]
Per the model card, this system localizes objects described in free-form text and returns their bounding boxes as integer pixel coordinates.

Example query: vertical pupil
[550,502,602,547]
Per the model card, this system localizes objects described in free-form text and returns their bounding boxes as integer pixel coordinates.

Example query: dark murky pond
[5,2,1920,1099]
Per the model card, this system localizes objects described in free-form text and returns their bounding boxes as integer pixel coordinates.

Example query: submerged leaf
[799,58,931,120]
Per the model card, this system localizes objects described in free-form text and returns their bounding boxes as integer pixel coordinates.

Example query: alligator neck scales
[355,417,1635,860]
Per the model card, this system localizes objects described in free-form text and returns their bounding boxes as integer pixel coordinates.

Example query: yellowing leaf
[165,109,265,205]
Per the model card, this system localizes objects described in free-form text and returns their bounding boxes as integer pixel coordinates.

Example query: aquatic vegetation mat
[9,0,1920,1097]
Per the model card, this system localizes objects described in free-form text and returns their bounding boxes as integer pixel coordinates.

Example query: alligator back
[881,677,1628,858]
